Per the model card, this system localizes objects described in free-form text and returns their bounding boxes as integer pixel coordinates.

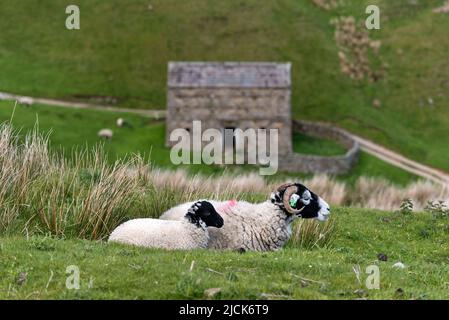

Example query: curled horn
[282,184,304,215]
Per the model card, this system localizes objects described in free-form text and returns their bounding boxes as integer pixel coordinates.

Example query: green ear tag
[289,194,300,208]
[289,198,296,207]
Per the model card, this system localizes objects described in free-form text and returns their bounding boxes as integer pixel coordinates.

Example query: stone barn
[166,62,293,155]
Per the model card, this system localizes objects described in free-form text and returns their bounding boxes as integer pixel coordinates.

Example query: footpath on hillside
[0,91,165,119]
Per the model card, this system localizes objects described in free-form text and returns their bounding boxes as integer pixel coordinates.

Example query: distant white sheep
[98,128,113,139]
[116,118,124,127]
[116,118,133,128]
[17,97,34,106]
[160,183,331,252]
[109,201,224,250]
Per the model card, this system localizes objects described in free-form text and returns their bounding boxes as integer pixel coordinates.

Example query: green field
[293,132,346,156]
[0,101,417,184]
[1,207,448,299]
[0,0,448,174]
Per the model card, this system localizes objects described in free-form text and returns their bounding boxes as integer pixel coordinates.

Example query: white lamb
[109,201,224,249]
[160,183,330,252]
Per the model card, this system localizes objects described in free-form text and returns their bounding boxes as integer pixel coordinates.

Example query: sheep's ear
[300,190,312,205]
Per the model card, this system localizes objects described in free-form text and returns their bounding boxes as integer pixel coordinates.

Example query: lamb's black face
[271,183,330,221]
[186,201,224,228]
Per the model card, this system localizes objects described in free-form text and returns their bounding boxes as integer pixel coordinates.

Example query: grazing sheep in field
[109,201,224,250]
[160,183,330,252]
[98,128,113,139]
[116,118,133,128]
[17,97,34,106]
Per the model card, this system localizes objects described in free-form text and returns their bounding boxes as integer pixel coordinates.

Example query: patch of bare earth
[332,16,387,82]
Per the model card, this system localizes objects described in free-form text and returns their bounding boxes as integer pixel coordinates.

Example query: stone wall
[278,120,360,174]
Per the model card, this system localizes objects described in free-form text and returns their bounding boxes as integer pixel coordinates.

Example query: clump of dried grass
[147,170,348,206]
[149,169,268,195]
[0,124,53,231]
[0,123,146,239]
[290,218,337,249]
[351,177,449,211]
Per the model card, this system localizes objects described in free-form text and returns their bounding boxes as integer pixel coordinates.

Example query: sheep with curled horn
[160,183,331,252]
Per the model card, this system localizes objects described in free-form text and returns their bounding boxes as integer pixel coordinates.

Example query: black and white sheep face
[271,183,331,221]
[186,201,224,228]
[295,191,330,221]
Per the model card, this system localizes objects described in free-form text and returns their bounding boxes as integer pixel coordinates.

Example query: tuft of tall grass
[0,123,52,231]
[289,218,337,249]
[351,177,449,211]
[0,123,146,239]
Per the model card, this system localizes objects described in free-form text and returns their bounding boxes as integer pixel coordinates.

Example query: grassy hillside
[1,207,448,299]
[0,0,448,174]
[0,101,417,184]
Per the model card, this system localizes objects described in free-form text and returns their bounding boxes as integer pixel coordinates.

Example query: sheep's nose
[321,207,331,217]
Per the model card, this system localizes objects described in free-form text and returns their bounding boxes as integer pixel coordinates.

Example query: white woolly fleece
[108,217,209,250]
[160,200,293,252]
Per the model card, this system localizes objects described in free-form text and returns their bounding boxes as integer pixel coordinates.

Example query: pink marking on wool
[217,199,238,214]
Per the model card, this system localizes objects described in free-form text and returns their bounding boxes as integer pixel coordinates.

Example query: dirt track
[0,92,165,119]
[346,132,449,187]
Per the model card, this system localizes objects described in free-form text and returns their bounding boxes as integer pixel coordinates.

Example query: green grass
[0,100,417,184]
[293,132,346,156]
[1,207,448,299]
[340,152,417,186]
[1,101,172,166]
[0,0,448,174]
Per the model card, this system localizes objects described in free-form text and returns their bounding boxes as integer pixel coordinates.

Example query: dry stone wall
[278,120,360,174]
